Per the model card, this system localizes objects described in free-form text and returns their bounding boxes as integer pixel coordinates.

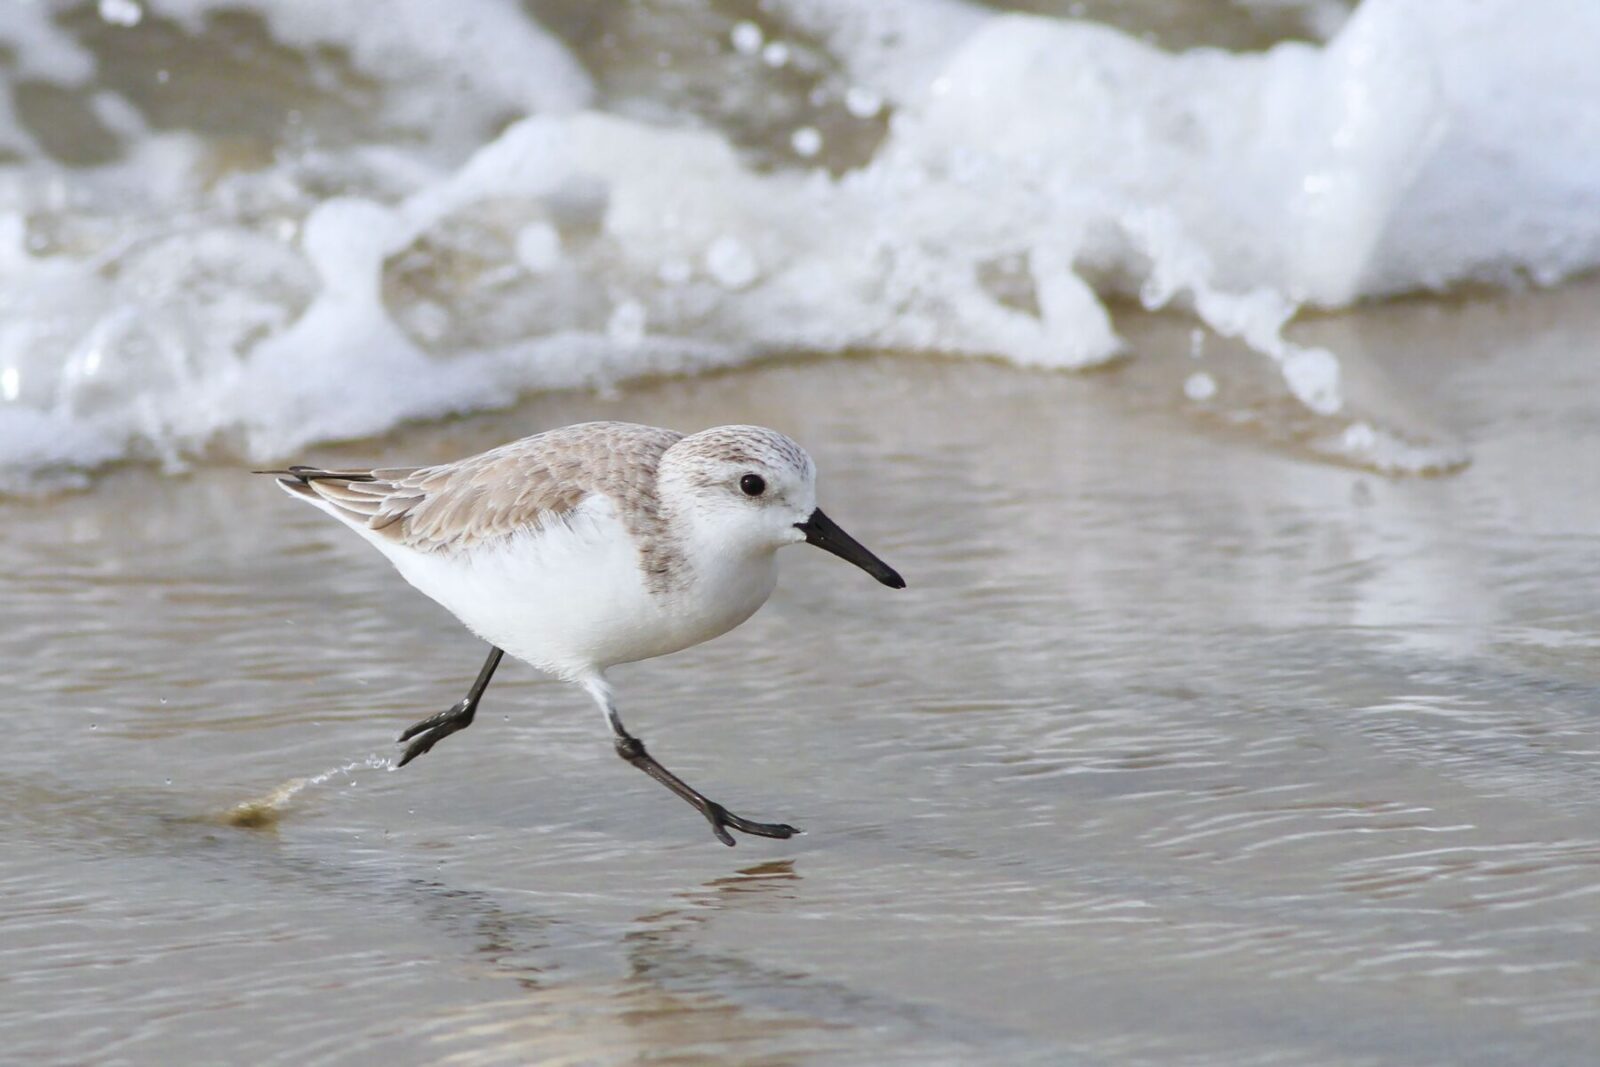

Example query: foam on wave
[0,0,1594,489]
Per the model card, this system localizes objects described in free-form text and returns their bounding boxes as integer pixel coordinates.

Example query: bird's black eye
[740,473,766,497]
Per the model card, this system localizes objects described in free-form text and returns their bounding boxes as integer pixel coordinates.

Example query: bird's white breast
[368,494,776,677]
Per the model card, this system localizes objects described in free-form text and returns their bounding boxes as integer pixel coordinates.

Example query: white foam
[705,235,759,291]
[98,0,144,29]
[790,126,823,159]
[0,0,1596,488]
[730,21,763,57]
[844,86,883,119]
[760,41,792,69]
[606,300,647,348]
[514,222,562,275]
[1184,372,1218,402]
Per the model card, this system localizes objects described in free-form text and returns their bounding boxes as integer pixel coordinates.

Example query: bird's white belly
[372,498,774,677]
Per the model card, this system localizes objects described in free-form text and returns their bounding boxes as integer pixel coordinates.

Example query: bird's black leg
[605,709,799,847]
[395,646,504,767]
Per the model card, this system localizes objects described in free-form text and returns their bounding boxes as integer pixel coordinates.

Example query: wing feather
[267,422,684,554]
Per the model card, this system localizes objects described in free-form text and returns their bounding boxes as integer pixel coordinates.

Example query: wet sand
[3,283,1600,1065]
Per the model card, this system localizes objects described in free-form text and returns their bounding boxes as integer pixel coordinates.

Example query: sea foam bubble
[0,0,1594,489]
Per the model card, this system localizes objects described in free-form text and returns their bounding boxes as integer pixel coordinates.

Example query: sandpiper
[259,421,905,845]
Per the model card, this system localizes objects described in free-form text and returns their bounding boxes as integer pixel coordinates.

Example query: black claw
[395,734,435,768]
[612,733,799,845]
[729,817,801,840]
[701,803,737,846]
[393,647,503,768]
[702,801,799,845]
[394,700,477,767]
[397,699,467,744]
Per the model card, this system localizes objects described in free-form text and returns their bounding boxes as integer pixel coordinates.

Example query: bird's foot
[395,698,474,767]
[700,801,801,848]
[612,734,800,846]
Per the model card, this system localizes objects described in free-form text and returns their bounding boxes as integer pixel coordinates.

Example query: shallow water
[4,279,1599,1064]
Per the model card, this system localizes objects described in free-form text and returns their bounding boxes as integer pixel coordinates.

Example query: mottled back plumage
[273,423,684,576]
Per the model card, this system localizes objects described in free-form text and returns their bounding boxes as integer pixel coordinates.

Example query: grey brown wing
[263,422,683,554]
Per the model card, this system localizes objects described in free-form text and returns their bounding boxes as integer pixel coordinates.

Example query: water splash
[222,752,391,829]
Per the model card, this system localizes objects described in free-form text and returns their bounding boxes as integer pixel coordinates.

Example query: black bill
[795,508,906,589]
